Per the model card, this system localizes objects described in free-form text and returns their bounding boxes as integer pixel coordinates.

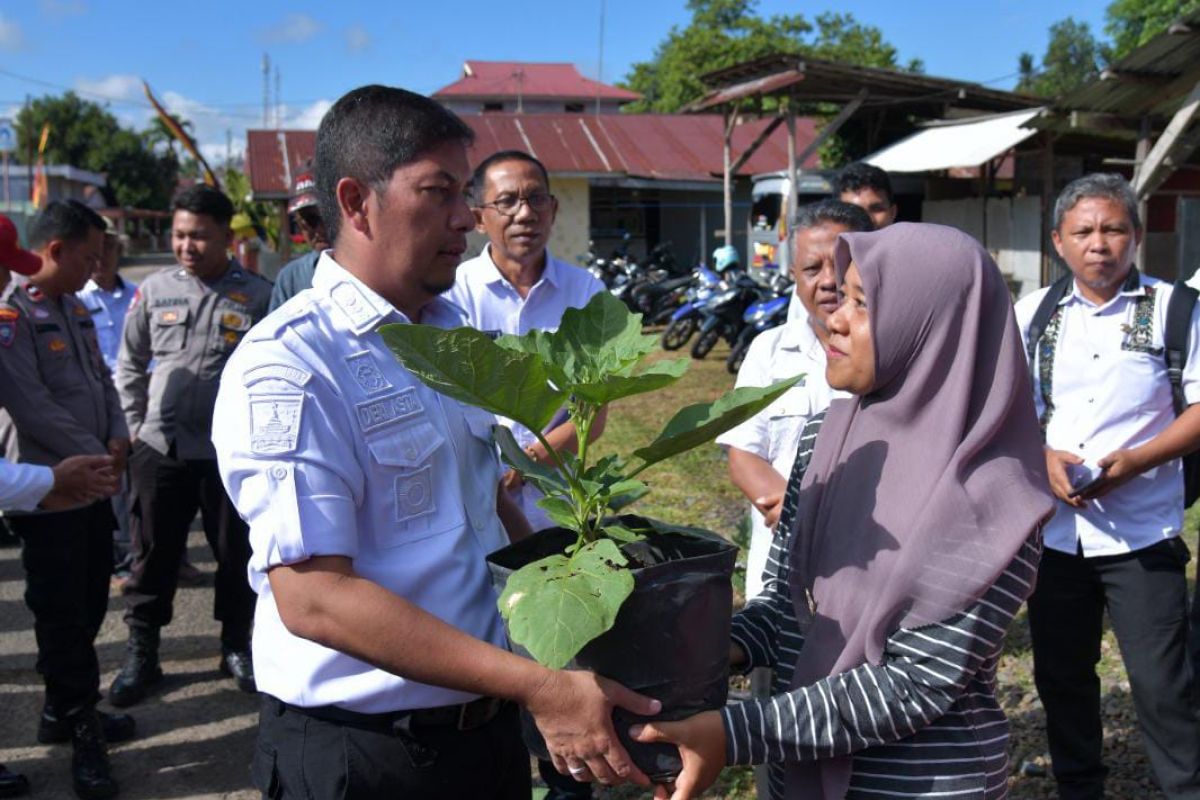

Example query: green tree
[620,0,915,114]
[1105,0,1200,60]
[1016,17,1103,98]
[15,91,179,210]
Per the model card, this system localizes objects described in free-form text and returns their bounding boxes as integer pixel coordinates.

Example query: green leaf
[493,426,570,497]
[572,358,690,405]
[633,374,804,468]
[379,323,566,433]
[543,292,657,385]
[604,478,650,511]
[601,522,646,544]
[535,495,580,531]
[497,539,634,668]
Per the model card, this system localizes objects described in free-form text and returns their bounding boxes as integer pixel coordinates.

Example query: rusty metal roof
[685,54,1038,115]
[433,61,641,103]
[246,113,818,198]
[1055,9,1200,120]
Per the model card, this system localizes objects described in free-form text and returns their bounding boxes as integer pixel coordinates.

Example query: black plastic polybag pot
[485,515,738,781]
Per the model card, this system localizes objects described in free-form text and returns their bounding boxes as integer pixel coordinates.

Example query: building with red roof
[433,61,641,115]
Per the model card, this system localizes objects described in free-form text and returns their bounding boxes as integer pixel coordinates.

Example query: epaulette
[246,297,315,341]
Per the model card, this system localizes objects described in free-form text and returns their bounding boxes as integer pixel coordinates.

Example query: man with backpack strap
[1015,173,1200,800]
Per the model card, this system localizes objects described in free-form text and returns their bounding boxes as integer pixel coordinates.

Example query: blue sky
[0,1,1109,164]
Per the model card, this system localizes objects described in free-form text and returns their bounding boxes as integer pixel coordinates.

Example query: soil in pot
[486,515,738,781]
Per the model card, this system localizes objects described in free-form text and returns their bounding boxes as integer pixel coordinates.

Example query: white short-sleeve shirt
[716,315,846,596]
[214,253,508,713]
[1015,271,1200,556]
[77,276,137,372]
[0,458,54,511]
[445,246,604,530]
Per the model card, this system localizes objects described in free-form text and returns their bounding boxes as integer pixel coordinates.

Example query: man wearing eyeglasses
[447,149,608,799]
[268,165,330,312]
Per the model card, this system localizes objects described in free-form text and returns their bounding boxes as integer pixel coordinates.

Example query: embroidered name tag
[395,466,436,523]
[243,363,312,389]
[356,388,421,433]
[345,351,392,396]
[151,297,189,307]
[249,396,304,454]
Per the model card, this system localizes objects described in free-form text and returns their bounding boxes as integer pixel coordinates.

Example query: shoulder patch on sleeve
[0,308,17,348]
[249,395,304,455]
[243,363,312,389]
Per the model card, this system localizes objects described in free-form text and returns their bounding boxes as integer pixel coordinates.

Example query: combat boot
[68,709,117,800]
[108,627,162,708]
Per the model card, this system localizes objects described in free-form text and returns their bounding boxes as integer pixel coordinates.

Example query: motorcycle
[726,273,793,374]
[660,266,722,350]
[690,270,775,360]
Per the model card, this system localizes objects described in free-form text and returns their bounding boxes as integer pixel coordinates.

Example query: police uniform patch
[345,352,392,396]
[243,363,311,389]
[48,338,67,353]
[160,310,180,324]
[0,309,16,348]
[226,291,251,305]
[220,311,251,331]
[249,396,304,454]
[223,330,240,345]
[394,466,436,523]
[356,388,422,434]
[72,304,89,317]
[32,307,50,320]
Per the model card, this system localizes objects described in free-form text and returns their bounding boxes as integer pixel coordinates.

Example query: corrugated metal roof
[433,61,641,102]
[1056,9,1200,119]
[864,108,1044,173]
[686,54,1038,114]
[246,114,818,197]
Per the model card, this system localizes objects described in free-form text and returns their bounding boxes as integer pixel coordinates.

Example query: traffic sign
[0,119,14,154]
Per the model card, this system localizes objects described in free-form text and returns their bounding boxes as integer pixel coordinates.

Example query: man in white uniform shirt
[447,150,606,536]
[1015,173,1200,800]
[213,85,659,800]
[717,200,870,598]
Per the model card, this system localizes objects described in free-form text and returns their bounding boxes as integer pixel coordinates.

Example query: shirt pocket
[765,391,812,466]
[365,420,461,548]
[150,307,190,354]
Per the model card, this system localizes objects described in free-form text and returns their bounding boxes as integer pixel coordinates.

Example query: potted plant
[381,291,799,778]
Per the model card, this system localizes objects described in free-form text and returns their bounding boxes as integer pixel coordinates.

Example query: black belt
[272,695,506,733]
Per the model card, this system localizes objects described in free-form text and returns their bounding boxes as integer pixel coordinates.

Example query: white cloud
[39,0,87,18]
[76,74,142,103]
[0,13,25,51]
[280,99,332,130]
[260,13,322,44]
[344,24,370,53]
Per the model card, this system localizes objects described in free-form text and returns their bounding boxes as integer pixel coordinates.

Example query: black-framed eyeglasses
[294,207,322,229]
[477,192,555,216]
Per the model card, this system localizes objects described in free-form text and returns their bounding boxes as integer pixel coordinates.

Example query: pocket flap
[366,421,444,467]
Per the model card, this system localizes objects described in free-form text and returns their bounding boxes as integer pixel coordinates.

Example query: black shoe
[108,627,162,709]
[219,649,256,693]
[39,709,136,745]
[68,710,118,800]
[0,764,29,798]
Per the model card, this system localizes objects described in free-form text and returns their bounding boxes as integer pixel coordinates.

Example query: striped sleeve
[722,533,1042,766]
[729,413,824,673]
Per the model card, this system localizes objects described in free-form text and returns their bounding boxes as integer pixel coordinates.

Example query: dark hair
[1053,172,1140,232]
[172,185,235,227]
[791,199,873,235]
[315,85,475,243]
[27,200,106,250]
[834,162,894,205]
[470,150,551,200]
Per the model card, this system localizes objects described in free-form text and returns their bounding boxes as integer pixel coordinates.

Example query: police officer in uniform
[214,84,661,800]
[0,201,133,799]
[111,186,271,707]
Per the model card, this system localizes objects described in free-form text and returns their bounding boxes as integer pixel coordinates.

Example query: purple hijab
[784,223,1054,799]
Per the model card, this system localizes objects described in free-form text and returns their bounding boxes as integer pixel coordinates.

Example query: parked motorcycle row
[581,241,793,375]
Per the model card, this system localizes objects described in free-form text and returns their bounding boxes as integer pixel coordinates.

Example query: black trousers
[9,502,114,715]
[253,696,531,800]
[1028,539,1200,800]
[124,441,254,648]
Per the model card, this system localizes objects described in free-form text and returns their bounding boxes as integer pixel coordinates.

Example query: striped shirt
[725,413,1042,799]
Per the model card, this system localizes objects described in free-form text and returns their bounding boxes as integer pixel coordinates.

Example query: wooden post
[786,103,798,229]
[1040,132,1056,287]
[1135,116,1152,270]
[723,108,736,248]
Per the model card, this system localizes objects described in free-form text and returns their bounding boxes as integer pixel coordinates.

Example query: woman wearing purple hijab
[632,223,1056,800]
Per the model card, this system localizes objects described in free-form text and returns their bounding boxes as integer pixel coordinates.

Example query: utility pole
[514,68,524,114]
[274,65,282,129]
[225,128,232,170]
[261,53,270,128]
